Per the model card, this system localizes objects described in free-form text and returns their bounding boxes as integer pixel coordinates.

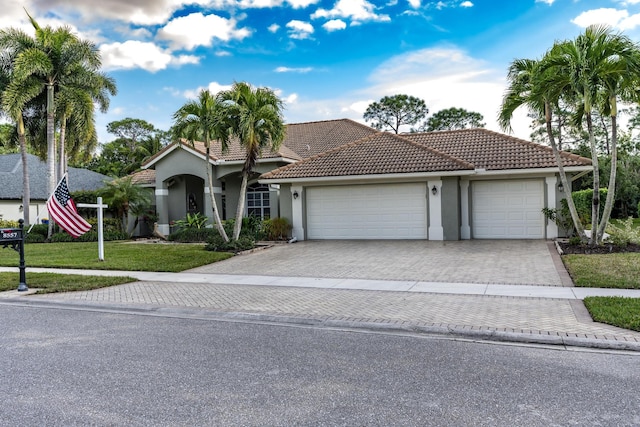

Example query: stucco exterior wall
[441,177,460,241]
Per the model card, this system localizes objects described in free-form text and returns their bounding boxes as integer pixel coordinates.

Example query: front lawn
[0,241,233,272]
[562,251,640,333]
[583,296,640,332]
[563,253,640,289]
[0,272,136,294]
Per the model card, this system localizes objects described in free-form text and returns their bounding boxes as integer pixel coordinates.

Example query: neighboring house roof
[130,169,156,186]
[0,153,112,200]
[261,132,475,180]
[403,128,592,171]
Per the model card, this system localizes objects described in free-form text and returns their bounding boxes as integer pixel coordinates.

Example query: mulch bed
[558,242,640,254]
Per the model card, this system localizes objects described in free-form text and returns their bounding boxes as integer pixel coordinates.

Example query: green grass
[563,253,640,289]
[583,297,640,332]
[0,272,136,294]
[0,241,233,272]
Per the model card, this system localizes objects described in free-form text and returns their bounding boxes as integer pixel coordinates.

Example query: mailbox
[1,220,27,291]
[1,228,23,249]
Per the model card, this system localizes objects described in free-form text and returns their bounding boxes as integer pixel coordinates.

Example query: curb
[4,298,639,353]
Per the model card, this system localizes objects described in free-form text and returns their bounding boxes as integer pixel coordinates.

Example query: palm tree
[218,82,286,240]
[546,25,640,244]
[56,70,116,178]
[172,89,230,242]
[499,57,586,240]
[0,26,41,225]
[5,12,112,236]
[100,176,152,235]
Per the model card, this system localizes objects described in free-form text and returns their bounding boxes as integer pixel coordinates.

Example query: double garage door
[306,183,427,239]
[304,180,545,240]
[472,180,544,239]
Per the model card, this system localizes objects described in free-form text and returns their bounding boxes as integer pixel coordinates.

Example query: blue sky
[3,0,640,145]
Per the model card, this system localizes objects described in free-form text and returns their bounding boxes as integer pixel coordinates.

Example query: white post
[77,198,109,261]
[97,197,105,261]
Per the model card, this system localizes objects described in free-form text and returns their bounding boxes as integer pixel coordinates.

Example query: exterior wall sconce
[431,185,438,196]
[558,182,564,193]
[293,190,299,199]
[18,205,23,212]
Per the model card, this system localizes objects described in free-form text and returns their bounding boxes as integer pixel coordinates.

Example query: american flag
[46,174,92,238]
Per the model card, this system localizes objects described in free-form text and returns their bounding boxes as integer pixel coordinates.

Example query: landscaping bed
[558,242,640,254]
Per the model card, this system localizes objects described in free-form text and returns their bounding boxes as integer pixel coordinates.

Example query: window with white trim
[246,183,270,219]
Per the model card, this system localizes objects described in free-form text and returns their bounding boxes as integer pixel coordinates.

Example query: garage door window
[247,183,270,219]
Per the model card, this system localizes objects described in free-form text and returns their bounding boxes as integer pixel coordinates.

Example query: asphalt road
[1,302,640,426]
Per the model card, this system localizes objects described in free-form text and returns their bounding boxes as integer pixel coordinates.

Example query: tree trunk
[233,171,249,240]
[58,113,67,180]
[545,101,585,240]
[597,100,618,241]
[17,115,30,225]
[586,113,600,245]
[204,144,229,242]
[46,82,56,239]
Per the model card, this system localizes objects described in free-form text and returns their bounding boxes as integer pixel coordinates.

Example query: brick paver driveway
[189,240,564,286]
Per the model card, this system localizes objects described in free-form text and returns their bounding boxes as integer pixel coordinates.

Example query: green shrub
[173,212,208,230]
[571,188,607,225]
[27,224,49,237]
[204,234,255,253]
[25,233,46,244]
[168,228,217,243]
[263,217,292,241]
[223,215,265,240]
[50,230,129,243]
[606,217,640,246]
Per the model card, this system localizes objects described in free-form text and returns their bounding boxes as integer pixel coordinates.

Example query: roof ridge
[261,132,386,179]
[393,133,475,170]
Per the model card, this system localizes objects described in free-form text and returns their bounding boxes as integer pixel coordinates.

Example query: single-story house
[141,119,592,240]
[0,153,111,223]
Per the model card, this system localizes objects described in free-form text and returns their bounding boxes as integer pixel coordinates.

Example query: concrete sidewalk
[2,266,640,352]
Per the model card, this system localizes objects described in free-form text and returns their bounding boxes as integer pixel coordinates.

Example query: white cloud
[311,0,391,23]
[285,47,531,139]
[100,40,200,72]
[535,0,554,5]
[285,93,299,104]
[407,0,421,7]
[30,0,211,25]
[268,23,281,32]
[183,81,233,99]
[286,20,314,39]
[323,19,347,31]
[275,66,313,72]
[287,0,320,7]
[157,12,251,50]
[460,1,473,7]
[571,8,640,30]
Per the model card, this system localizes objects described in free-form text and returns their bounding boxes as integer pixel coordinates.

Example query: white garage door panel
[472,180,544,239]
[307,184,427,239]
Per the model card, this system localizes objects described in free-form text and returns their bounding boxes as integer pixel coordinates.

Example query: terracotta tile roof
[130,169,156,185]
[261,132,474,180]
[282,119,378,158]
[403,128,592,170]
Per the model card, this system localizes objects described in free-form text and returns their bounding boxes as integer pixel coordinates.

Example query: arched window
[246,183,270,219]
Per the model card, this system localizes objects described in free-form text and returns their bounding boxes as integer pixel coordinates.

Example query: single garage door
[306,183,427,239]
[472,180,544,239]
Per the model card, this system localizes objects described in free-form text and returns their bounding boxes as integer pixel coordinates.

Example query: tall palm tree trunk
[17,114,30,225]
[597,101,618,240]
[204,144,229,242]
[586,113,600,245]
[545,102,585,240]
[233,171,249,240]
[46,82,56,238]
[58,113,67,180]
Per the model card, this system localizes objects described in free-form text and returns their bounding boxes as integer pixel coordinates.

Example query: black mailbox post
[1,219,27,291]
